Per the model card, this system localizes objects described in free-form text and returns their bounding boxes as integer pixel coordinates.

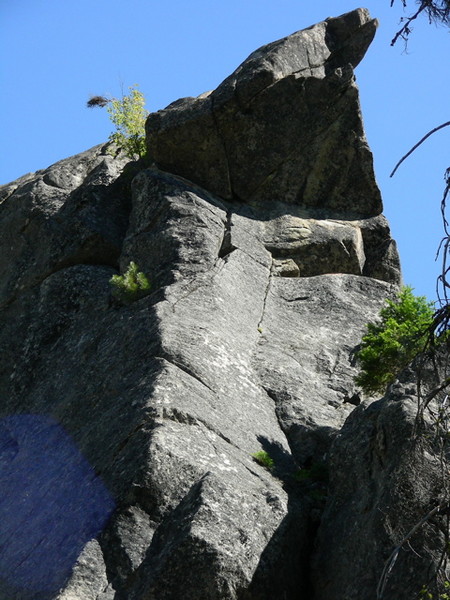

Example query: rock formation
[2,8,444,600]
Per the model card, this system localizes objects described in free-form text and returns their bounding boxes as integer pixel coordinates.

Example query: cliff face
[2,8,437,600]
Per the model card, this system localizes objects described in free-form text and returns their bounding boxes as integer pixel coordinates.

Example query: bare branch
[377,504,443,599]
[418,376,450,415]
[391,0,450,46]
[390,2,428,46]
[437,169,450,302]
[390,121,450,178]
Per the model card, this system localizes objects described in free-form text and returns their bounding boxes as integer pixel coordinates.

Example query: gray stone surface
[0,8,427,600]
[147,8,380,218]
[0,144,131,307]
[0,162,397,599]
[312,358,450,600]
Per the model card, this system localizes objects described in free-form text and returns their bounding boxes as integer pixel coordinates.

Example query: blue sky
[1,1,448,301]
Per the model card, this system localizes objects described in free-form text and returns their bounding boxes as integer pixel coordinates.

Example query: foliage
[295,462,329,484]
[377,5,450,597]
[107,86,148,159]
[87,85,148,159]
[110,261,151,305]
[252,450,275,471]
[419,580,450,599]
[355,286,434,395]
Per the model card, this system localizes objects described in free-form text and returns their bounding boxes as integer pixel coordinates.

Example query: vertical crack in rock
[257,259,274,332]
[305,45,313,76]
[262,385,302,474]
[210,95,233,199]
[217,208,235,259]
[261,386,299,465]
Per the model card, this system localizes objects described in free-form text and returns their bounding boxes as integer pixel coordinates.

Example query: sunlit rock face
[0,9,421,600]
[147,8,380,218]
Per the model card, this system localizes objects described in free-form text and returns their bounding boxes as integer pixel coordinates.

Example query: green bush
[110,261,151,305]
[419,580,450,599]
[87,85,148,159]
[295,462,329,483]
[354,286,434,395]
[252,450,275,471]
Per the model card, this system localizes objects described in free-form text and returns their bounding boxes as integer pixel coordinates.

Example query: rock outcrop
[4,8,443,600]
[313,354,450,600]
[146,8,380,218]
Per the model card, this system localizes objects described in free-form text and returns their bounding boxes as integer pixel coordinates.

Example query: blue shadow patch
[0,414,115,596]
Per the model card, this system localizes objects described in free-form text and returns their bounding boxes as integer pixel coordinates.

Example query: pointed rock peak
[325,8,378,70]
[215,8,377,103]
[146,8,381,219]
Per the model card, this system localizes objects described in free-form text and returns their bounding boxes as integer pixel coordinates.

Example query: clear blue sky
[1,1,448,301]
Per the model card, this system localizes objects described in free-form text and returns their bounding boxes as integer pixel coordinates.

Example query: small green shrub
[295,462,329,484]
[418,581,450,599]
[419,585,433,599]
[355,286,434,395]
[252,450,275,471]
[87,85,148,159]
[110,262,151,305]
[442,581,450,600]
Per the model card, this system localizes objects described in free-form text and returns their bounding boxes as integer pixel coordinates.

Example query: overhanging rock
[147,8,380,218]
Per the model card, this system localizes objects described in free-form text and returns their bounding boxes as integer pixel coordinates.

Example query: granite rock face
[146,8,380,218]
[0,144,132,307]
[312,357,450,600]
[1,8,436,600]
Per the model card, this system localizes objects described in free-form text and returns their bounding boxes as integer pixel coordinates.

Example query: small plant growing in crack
[418,579,450,599]
[110,261,151,305]
[293,461,330,506]
[294,461,329,484]
[87,85,148,159]
[252,450,275,471]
